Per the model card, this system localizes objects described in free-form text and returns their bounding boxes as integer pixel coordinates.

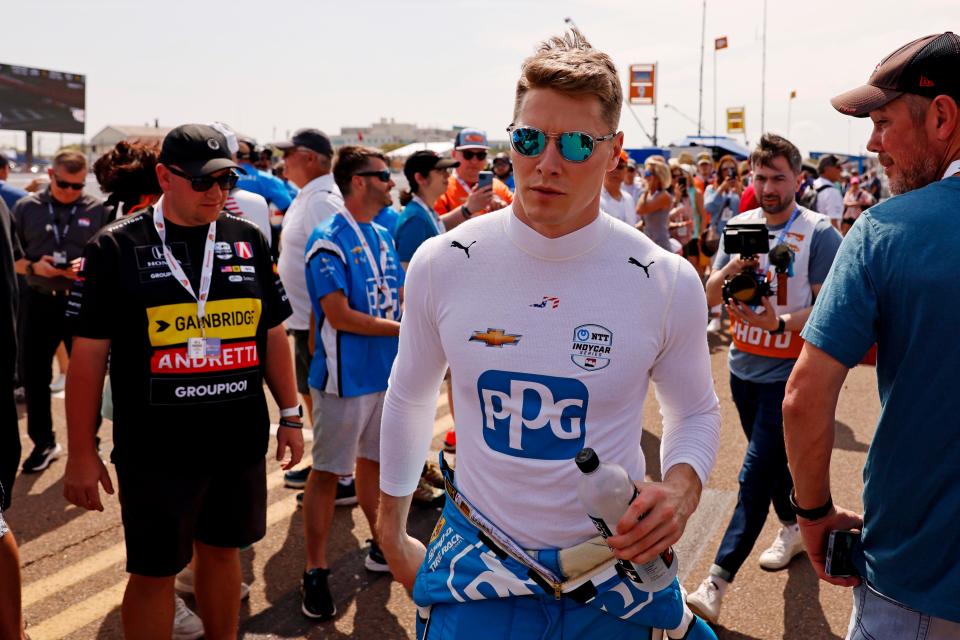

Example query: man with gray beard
[784,32,960,638]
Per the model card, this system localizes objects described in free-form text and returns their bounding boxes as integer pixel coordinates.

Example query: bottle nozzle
[575,448,599,473]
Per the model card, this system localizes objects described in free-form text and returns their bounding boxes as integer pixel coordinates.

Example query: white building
[89,124,172,156]
[330,118,457,148]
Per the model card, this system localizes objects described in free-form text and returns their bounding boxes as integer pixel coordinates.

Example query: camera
[721,223,793,306]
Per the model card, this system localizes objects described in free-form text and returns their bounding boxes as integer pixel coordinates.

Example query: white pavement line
[22,464,293,609]
[21,409,449,635]
[673,488,737,584]
[26,580,127,640]
[23,493,302,640]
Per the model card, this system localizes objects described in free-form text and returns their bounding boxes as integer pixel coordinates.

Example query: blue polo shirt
[236,162,293,212]
[305,213,403,398]
[373,206,399,238]
[395,197,443,264]
[801,176,960,622]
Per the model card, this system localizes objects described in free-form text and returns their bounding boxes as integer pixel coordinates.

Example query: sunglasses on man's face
[461,150,487,161]
[167,165,239,192]
[53,175,85,191]
[355,169,391,183]
[507,125,616,163]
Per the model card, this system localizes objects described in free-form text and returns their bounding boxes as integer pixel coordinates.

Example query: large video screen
[0,64,85,134]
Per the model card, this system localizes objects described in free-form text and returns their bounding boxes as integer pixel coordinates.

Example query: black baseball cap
[832,32,960,117]
[0,152,10,168]
[403,150,459,183]
[159,124,240,177]
[274,128,334,157]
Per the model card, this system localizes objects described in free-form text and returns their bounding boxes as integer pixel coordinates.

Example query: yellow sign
[726,107,745,134]
[146,298,262,347]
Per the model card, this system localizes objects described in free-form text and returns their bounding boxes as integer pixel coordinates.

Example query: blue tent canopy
[671,136,751,160]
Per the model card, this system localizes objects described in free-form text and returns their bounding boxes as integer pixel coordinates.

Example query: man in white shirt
[377,29,719,640]
[814,155,844,229]
[276,129,342,420]
[600,151,637,226]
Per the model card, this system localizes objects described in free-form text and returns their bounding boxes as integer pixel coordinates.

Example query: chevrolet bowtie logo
[469,328,522,347]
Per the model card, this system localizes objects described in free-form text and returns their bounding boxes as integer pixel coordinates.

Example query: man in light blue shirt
[0,153,27,211]
[784,32,960,637]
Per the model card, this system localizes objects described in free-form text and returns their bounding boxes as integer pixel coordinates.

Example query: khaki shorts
[310,389,384,475]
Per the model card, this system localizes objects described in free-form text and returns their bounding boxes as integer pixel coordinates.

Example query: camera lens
[727,273,760,303]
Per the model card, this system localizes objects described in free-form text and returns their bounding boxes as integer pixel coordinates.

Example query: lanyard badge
[339,210,393,318]
[153,198,221,357]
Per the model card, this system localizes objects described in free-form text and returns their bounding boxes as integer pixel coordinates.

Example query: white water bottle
[575,447,678,592]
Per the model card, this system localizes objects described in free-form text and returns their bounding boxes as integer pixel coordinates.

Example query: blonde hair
[514,29,622,131]
[645,158,672,189]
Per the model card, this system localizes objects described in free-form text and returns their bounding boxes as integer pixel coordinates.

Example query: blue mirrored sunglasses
[506,125,617,163]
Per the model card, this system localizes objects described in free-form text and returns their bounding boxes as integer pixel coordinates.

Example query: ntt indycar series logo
[478,370,588,460]
[571,324,612,371]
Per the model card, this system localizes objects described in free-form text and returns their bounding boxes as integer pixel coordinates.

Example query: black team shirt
[66,207,291,465]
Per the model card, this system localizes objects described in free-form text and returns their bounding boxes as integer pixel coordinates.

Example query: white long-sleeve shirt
[380,207,720,549]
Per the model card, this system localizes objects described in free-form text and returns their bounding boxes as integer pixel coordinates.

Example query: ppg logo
[478,370,588,460]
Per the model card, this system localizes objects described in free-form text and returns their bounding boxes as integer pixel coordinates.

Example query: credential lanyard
[454,171,475,196]
[773,207,801,247]
[152,198,217,337]
[412,194,444,235]
[47,203,78,249]
[339,209,393,317]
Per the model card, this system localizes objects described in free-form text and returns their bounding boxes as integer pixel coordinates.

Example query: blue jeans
[847,584,960,640]
[711,373,796,581]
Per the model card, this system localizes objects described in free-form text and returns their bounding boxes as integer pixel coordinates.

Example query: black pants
[22,288,71,450]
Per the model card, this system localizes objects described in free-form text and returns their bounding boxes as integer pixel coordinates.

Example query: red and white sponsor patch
[234,242,253,259]
[150,340,259,373]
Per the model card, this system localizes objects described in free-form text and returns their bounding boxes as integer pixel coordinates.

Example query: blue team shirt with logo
[305,214,403,397]
[801,177,960,622]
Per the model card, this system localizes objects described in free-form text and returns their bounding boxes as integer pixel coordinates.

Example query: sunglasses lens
[511,127,545,157]
[559,132,594,162]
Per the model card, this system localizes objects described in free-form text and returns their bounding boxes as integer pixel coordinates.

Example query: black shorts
[116,458,267,577]
[291,329,310,395]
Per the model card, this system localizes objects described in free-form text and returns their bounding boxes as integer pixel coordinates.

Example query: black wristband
[278,417,303,429]
[790,489,833,520]
[461,204,472,219]
[769,317,786,335]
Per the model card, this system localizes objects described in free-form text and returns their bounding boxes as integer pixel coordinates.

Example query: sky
[2,0,958,160]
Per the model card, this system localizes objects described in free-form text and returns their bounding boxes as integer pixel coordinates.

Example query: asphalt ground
[8,330,879,639]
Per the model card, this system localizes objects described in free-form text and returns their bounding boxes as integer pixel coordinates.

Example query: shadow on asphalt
[783,558,843,640]
[708,329,732,355]
[93,604,123,639]
[10,467,87,545]
[241,498,441,638]
[641,429,662,482]
[834,421,869,453]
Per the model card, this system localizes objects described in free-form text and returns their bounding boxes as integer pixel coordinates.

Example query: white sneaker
[707,317,722,333]
[172,595,204,640]
[686,577,725,624]
[49,373,66,393]
[175,567,250,600]
[759,523,805,570]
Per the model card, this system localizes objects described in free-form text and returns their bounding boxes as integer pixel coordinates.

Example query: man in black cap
[12,149,107,473]
[784,32,960,637]
[63,123,304,639]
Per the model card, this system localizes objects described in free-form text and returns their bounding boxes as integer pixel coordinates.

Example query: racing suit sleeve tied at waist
[412,454,699,634]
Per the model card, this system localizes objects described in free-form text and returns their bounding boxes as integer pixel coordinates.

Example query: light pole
[761,0,768,133]
[697,0,707,136]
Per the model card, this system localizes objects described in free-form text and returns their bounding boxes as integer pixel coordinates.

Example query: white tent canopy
[385,141,454,159]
